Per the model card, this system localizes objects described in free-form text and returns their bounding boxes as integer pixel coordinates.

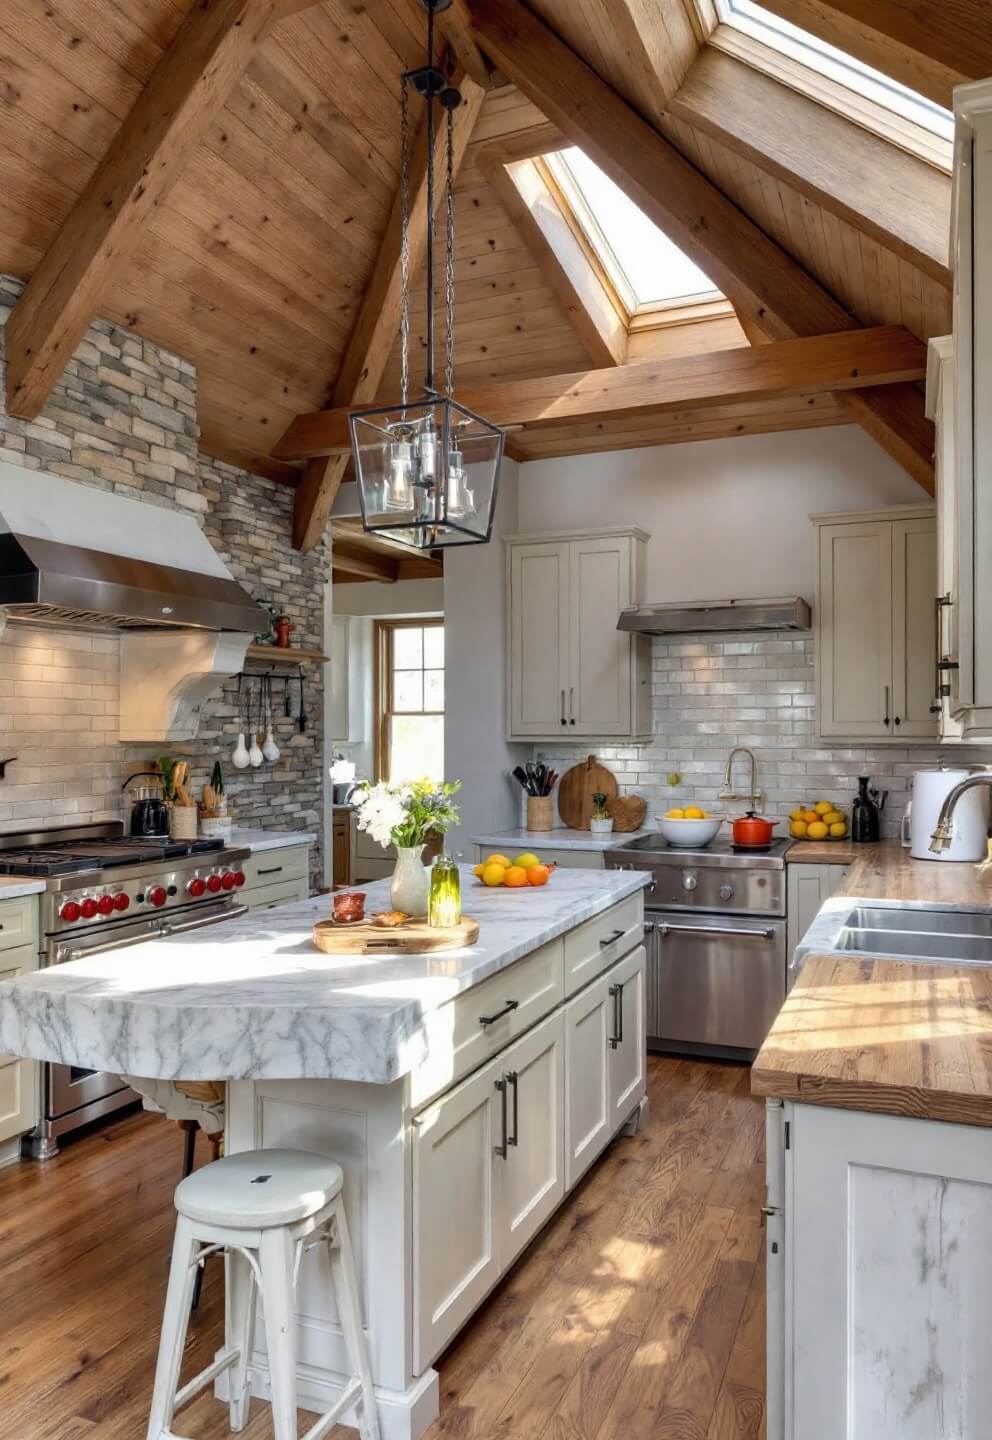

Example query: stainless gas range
[0,821,250,1157]
[606,832,792,1059]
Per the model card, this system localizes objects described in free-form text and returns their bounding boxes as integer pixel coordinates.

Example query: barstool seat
[176,1149,344,1229]
[147,1147,380,1440]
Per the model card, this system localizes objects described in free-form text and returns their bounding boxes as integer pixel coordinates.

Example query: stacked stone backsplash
[0,274,327,887]
[534,631,992,840]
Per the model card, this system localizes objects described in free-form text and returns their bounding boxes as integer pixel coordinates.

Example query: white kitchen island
[0,867,649,1440]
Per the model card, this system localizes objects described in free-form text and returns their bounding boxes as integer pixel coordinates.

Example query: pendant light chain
[444,102,456,399]
[399,72,411,408]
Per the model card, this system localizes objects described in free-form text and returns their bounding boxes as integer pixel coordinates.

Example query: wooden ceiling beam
[4,0,311,422]
[479,153,627,367]
[670,47,951,286]
[275,325,927,457]
[434,0,495,90]
[466,0,934,489]
[332,543,399,583]
[291,65,486,553]
[755,0,985,110]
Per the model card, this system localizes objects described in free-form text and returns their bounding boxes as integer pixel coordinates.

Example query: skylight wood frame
[702,5,952,172]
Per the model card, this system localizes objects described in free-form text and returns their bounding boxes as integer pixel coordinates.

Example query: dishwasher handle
[656,921,776,941]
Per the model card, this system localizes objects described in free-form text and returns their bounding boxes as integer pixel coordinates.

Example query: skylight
[716,0,953,142]
[545,148,722,314]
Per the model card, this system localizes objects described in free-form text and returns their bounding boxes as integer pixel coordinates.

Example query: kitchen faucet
[719,746,763,811]
[930,774,992,852]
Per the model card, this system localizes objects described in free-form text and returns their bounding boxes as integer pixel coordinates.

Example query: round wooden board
[313,916,480,954]
[557,754,619,830]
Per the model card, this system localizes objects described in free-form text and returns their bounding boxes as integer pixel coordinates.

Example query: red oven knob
[233,870,246,888]
[221,871,236,891]
[113,893,130,912]
[97,895,115,916]
[60,901,81,923]
[207,874,223,894]
[81,897,98,920]
[148,885,167,908]
[187,877,206,898]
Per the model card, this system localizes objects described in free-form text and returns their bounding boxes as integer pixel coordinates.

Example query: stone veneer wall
[0,275,327,887]
[533,632,992,840]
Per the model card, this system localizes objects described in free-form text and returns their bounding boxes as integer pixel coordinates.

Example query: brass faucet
[930,774,992,853]
[719,746,763,811]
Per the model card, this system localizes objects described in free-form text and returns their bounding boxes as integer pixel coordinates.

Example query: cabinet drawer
[410,939,564,1111]
[564,892,644,996]
[0,942,39,1070]
[245,878,310,912]
[242,846,310,892]
[0,896,38,954]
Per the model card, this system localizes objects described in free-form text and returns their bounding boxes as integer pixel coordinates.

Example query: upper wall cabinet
[814,508,937,743]
[506,528,651,742]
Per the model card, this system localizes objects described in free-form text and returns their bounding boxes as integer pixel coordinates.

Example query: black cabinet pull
[494,1076,508,1158]
[479,999,519,1028]
[257,865,284,877]
[600,928,625,949]
[507,1070,519,1146]
[608,981,624,1049]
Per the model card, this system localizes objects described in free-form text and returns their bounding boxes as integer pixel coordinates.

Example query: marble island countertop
[0,867,649,1085]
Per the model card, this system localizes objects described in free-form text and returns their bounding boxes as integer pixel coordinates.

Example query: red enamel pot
[730,811,780,847]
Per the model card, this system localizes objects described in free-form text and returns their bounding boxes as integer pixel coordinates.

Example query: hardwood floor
[0,1057,766,1439]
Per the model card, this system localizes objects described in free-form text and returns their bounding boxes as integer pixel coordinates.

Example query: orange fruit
[505,866,528,888]
[527,864,551,886]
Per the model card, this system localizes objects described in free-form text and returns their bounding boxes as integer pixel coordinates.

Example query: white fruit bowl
[653,816,723,848]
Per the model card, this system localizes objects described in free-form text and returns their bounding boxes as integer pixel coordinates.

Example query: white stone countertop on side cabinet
[472,827,655,852]
[226,828,317,851]
[0,867,649,1085]
[0,875,46,899]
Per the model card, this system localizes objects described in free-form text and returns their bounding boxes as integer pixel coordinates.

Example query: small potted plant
[590,791,614,834]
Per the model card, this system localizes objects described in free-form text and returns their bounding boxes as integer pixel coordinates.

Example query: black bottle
[851,775,885,843]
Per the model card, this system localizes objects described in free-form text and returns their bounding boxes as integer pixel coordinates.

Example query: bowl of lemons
[654,806,724,848]
[789,800,849,841]
[472,852,555,888]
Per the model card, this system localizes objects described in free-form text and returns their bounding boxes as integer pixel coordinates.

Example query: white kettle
[909,768,991,861]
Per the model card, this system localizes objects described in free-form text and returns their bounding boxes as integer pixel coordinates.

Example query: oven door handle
[55,904,247,962]
[656,922,776,941]
[160,904,248,938]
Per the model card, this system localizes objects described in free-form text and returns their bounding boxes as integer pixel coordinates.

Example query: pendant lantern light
[348,0,504,550]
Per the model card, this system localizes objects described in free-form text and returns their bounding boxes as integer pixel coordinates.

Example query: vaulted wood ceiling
[0,0,977,573]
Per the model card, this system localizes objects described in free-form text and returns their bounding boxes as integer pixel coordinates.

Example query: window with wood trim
[375,620,445,785]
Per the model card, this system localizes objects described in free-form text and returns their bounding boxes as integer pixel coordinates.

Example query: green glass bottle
[429,852,462,928]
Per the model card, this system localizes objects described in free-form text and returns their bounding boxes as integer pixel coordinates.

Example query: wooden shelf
[245,643,328,665]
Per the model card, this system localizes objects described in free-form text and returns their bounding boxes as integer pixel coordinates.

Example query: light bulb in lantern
[385,432,415,511]
[446,444,475,520]
[418,414,438,482]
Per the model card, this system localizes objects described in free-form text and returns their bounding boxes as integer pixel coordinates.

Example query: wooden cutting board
[313,917,480,954]
[557,755,618,830]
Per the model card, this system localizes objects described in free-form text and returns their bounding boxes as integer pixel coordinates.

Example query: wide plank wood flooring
[0,1057,766,1439]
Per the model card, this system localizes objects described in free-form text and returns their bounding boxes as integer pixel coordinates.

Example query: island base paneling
[222,916,646,1440]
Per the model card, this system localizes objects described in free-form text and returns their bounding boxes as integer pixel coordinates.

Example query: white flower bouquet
[353,779,461,850]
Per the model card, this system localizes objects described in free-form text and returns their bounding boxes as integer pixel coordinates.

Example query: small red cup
[333,890,366,923]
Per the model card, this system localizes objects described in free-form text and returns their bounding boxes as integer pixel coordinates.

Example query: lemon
[684,805,706,819]
[807,821,829,840]
[789,808,806,822]
[472,863,485,879]
[814,801,833,815]
[829,821,848,837]
[514,852,541,870]
[823,810,844,826]
[802,810,819,825]
[789,820,808,838]
[666,808,685,819]
[485,853,511,869]
[482,862,507,887]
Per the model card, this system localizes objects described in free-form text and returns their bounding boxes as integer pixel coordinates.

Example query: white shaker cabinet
[814,508,937,742]
[768,1099,992,1440]
[506,528,651,742]
[785,864,849,980]
[0,896,40,1153]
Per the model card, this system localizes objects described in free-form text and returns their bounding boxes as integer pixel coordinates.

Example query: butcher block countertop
[753,953,992,1127]
[789,838,992,907]
[786,838,865,864]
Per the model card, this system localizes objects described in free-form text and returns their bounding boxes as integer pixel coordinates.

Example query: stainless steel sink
[834,904,992,965]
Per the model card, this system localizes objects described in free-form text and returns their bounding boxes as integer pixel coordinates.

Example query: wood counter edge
[750,1067,992,1128]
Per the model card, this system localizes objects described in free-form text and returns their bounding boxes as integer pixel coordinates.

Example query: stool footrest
[301,1378,363,1440]
[174,1347,240,1412]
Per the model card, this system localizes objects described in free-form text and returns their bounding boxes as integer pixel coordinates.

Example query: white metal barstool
[147,1148,381,1440]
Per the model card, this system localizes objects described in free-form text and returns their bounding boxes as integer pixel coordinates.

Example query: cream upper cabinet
[814,508,937,743]
[506,527,651,742]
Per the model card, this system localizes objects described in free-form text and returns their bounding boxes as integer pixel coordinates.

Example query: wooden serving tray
[313,916,480,954]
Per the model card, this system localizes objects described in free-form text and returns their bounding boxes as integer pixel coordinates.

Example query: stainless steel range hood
[0,462,264,633]
[618,596,811,635]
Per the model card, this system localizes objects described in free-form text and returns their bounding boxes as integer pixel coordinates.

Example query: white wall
[517,426,925,599]
[444,459,526,848]
[333,576,445,616]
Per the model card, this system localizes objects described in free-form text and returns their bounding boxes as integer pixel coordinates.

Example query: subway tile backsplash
[535,632,992,839]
